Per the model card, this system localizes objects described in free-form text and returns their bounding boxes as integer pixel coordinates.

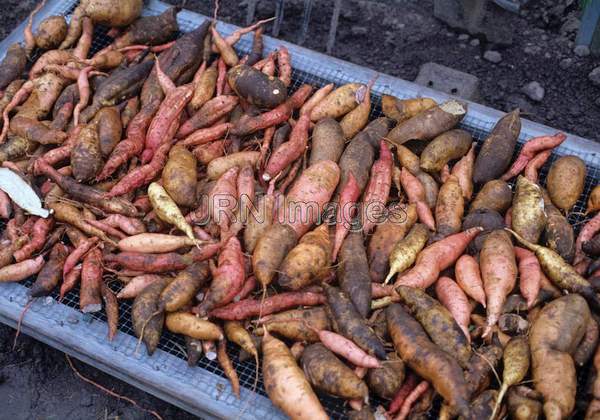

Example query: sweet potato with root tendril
[71,123,102,182]
[387,100,466,145]
[480,230,517,339]
[262,329,328,420]
[323,284,386,359]
[0,44,26,91]
[507,386,542,420]
[29,243,68,298]
[80,247,103,313]
[278,224,331,291]
[336,232,371,317]
[502,132,566,181]
[332,171,361,262]
[396,285,471,368]
[253,223,298,290]
[47,201,114,244]
[383,220,427,285]
[113,7,179,49]
[161,145,196,207]
[279,160,340,237]
[14,217,53,262]
[194,236,245,315]
[470,179,512,214]
[455,254,486,307]
[382,95,437,123]
[435,276,471,342]
[263,113,310,181]
[224,321,258,359]
[514,246,541,309]
[209,291,325,320]
[257,307,331,342]
[188,61,217,113]
[227,64,287,109]
[512,175,546,244]
[176,95,238,139]
[400,167,435,231]
[210,26,238,67]
[302,343,369,401]
[132,276,172,355]
[310,83,363,122]
[434,175,464,240]
[386,303,471,418]
[0,255,45,282]
[165,312,223,341]
[148,182,196,242]
[361,140,392,234]
[530,294,591,420]
[395,227,483,289]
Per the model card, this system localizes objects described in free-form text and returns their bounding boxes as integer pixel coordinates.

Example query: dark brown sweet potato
[543,195,575,263]
[462,208,505,254]
[113,7,180,49]
[93,106,122,157]
[309,117,345,165]
[366,352,405,399]
[420,129,472,173]
[132,276,173,355]
[161,145,197,207]
[338,232,371,317]
[158,261,209,312]
[228,64,287,109]
[258,307,331,342]
[29,243,68,298]
[469,179,512,214]
[71,123,102,182]
[0,43,27,91]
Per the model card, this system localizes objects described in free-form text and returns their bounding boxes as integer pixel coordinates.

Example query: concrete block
[415,62,480,101]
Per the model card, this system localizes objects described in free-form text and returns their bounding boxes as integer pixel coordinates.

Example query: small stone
[541,34,549,41]
[546,110,556,120]
[559,58,573,69]
[470,38,480,47]
[589,67,600,87]
[522,81,545,102]
[483,50,502,63]
[66,314,79,324]
[459,43,467,49]
[544,52,551,59]
[474,55,481,60]
[350,26,368,36]
[524,45,541,55]
[574,45,590,57]
[458,33,469,41]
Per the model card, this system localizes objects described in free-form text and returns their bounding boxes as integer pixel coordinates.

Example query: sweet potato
[278,224,331,290]
[92,106,122,157]
[302,343,369,400]
[165,311,223,341]
[149,182,196,241]
[262,330,328,420]
[243,182,278,253]
[435,175,464,240]
[47,201,113,244]
[395,227,482,289]
[361,140,392,234]
[0,255,45,282]
[101,283,118,341]
[502,132,566,181]
[188,61,217,113]
[337,232,371,317]
[512,175,546,244]
[279,160,340,237]
[258,307,331,342]
[396,285,471,367]
[159,262,209,312]
[35,15,68,50]
[384,222,429,285]
[337,133,374,193]
[113,7,179,49]
[587,185,600,215]
[462,208,505,254]
[340,81,373,139]
[575,213,600,266]
[525,149,552,184]
[253,223,298,289]
[14,216,54,262]
[367,352,404,399]
[0,135,35,163]
[161,145,197,208]
[514,246,541,308]
[381,95,437,123]
[420,129,472,173]
[0,44,26,91]
[508,229,600,310]
[546,155,586,212]
[386,100,467,145]
[224,321,258,359]
[454,254,486,307]
[435,276,471,342]
[530,294,591,419]
[116,274,161,299]
[176,95,238,139]
[227,64,287,109]
[386,304,470,418]
[473,109,521,185]
[480,230,517,337]
[309,118,345,165]
[206,151,260,180]
[323,284,386,359]
[583,234,600,257]
[80,248,103,313]
[29,243,69,298]
[71,123,102,182]
[310,83,363,122]
[400,167,435,230]
[507,386,542,420]
[263,113,310,181]
[469,179,512,214]
[574,317,598,367]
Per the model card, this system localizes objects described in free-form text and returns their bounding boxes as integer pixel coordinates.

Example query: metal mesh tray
[0,0,599,419]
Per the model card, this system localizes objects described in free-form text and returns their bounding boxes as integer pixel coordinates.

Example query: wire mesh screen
[10,1,600,419]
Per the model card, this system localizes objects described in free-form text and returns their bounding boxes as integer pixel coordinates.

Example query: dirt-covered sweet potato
[543,193,575,263]
[469,179,512,214]
[162,145,197,208]
[530,294,591,420]
[253,223,298,289]
[462,208,505,254]
[546,155,586,212]
[309,117,345,165]
[507,386,543,420]
[386,100,467,145]
[420,129,472,173]
[35,16,68,50]
[0,44,27,91]
[366,352,405,399]
[473,109,521,185]
[386,303,471,418]
[132,276,173,355]
[435,175,464,240]
[71,123,102,182]
[310,83,363,122]
[337,133,374,193]
[381,95,437,123]
[92,106,122,157]
[227,64,287,109]
[337,232,371,317]
[113,7,179,49]
[512,175,546,244]
[258,307,331,342]
[302,343,369,400]
[278,224,331,290]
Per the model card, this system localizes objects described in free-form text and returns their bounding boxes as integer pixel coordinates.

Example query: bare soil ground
[0,0,599,419]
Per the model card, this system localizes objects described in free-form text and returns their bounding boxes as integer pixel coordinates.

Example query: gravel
[590,67,600,87]
[522,81,545,102]
[483,50,503,63]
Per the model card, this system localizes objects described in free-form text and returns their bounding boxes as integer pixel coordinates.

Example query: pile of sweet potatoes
[1,1,600,418]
